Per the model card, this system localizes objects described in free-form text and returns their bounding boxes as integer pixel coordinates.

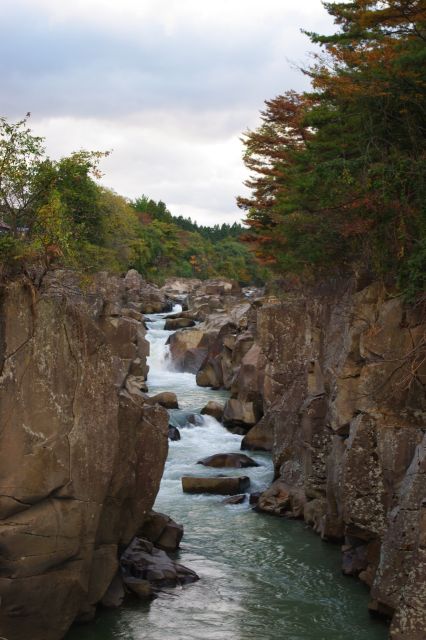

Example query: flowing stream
[67,308,388,640]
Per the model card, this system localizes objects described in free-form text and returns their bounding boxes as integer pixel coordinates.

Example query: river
[66,308,388,640]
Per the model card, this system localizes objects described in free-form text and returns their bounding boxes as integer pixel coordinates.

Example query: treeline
[0,117,266,285]
[133,196,245,241]
[238,0,425,299]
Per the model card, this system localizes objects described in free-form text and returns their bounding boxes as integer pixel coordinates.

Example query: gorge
[1,270,424,639]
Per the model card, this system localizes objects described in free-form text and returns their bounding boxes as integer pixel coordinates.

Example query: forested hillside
[1,1,424,296]
[0,117,266,284]
[238,0,425,300]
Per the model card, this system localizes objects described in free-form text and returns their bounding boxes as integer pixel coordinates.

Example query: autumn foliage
[238,0,426,297]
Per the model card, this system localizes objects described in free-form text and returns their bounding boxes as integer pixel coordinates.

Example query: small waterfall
[145,304,181,373]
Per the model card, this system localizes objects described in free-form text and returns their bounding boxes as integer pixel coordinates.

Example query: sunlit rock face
[0,271,169,640]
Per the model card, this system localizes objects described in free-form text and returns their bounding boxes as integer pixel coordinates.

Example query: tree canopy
[0,116,265,285]
[238,0,426,298]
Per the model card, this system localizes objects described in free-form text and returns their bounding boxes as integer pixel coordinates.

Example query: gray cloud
[0,0,334,224]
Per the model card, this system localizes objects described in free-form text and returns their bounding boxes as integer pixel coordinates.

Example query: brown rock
[123,577,153,599]
[121,307,143,322]
[223,399,260,431]
[147,391,179,409]
[0,275,169,640]
[168,328,205,370]
[241,417,273,452]
[181,476,250,495]
[197,453,259,468]
[256,479,306,518]
[200,401,224,421]
[164,317,196,330]
[168,425,181,441]
[138,511,183,552]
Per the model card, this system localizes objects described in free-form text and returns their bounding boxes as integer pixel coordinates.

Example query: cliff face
[0,271,169,640]
[232,281,425,638]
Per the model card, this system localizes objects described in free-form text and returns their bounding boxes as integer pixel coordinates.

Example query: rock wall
[0,270,169,640]
[231,280,425,638]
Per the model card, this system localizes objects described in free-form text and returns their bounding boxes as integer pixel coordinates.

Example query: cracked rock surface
[243,280,426,639]
[0,271,169,640]
[179,277,426,638]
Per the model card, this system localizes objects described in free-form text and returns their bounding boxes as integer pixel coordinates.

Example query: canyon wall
[168,278,425,638]
[240,281,425,639]
[0,270,170,640]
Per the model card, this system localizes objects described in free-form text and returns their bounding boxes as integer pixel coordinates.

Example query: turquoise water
[66,311,388,640]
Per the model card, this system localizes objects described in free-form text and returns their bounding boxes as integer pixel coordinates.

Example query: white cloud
[1,0,335,224]
[31,114,250,224]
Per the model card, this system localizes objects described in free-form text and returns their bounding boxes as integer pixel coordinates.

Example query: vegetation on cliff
[238,0,425,299]
[0,116,266,285]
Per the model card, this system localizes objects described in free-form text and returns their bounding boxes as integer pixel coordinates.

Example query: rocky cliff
[0,270,170,640]
[239,281,425,639]
[167,278,425,638]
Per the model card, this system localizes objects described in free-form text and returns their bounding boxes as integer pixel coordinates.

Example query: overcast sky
[1,0,334,225]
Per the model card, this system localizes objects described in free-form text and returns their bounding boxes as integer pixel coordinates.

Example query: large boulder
[255,479,306,518]
[161,278,202,298]
[168,425,181,441]
[241,417,273,452]
[164,317,196,330]
[120,538,198,592]
[124,270,171,313]
[181,476,250,495]
[200,401,224,421]
[223,398,260,433]
[147,391,179,409]
[197,453,259,468]
[167,328,206,371]
[137,511,183,552]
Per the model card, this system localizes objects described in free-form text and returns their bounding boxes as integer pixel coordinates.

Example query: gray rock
[120,538,199,589]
